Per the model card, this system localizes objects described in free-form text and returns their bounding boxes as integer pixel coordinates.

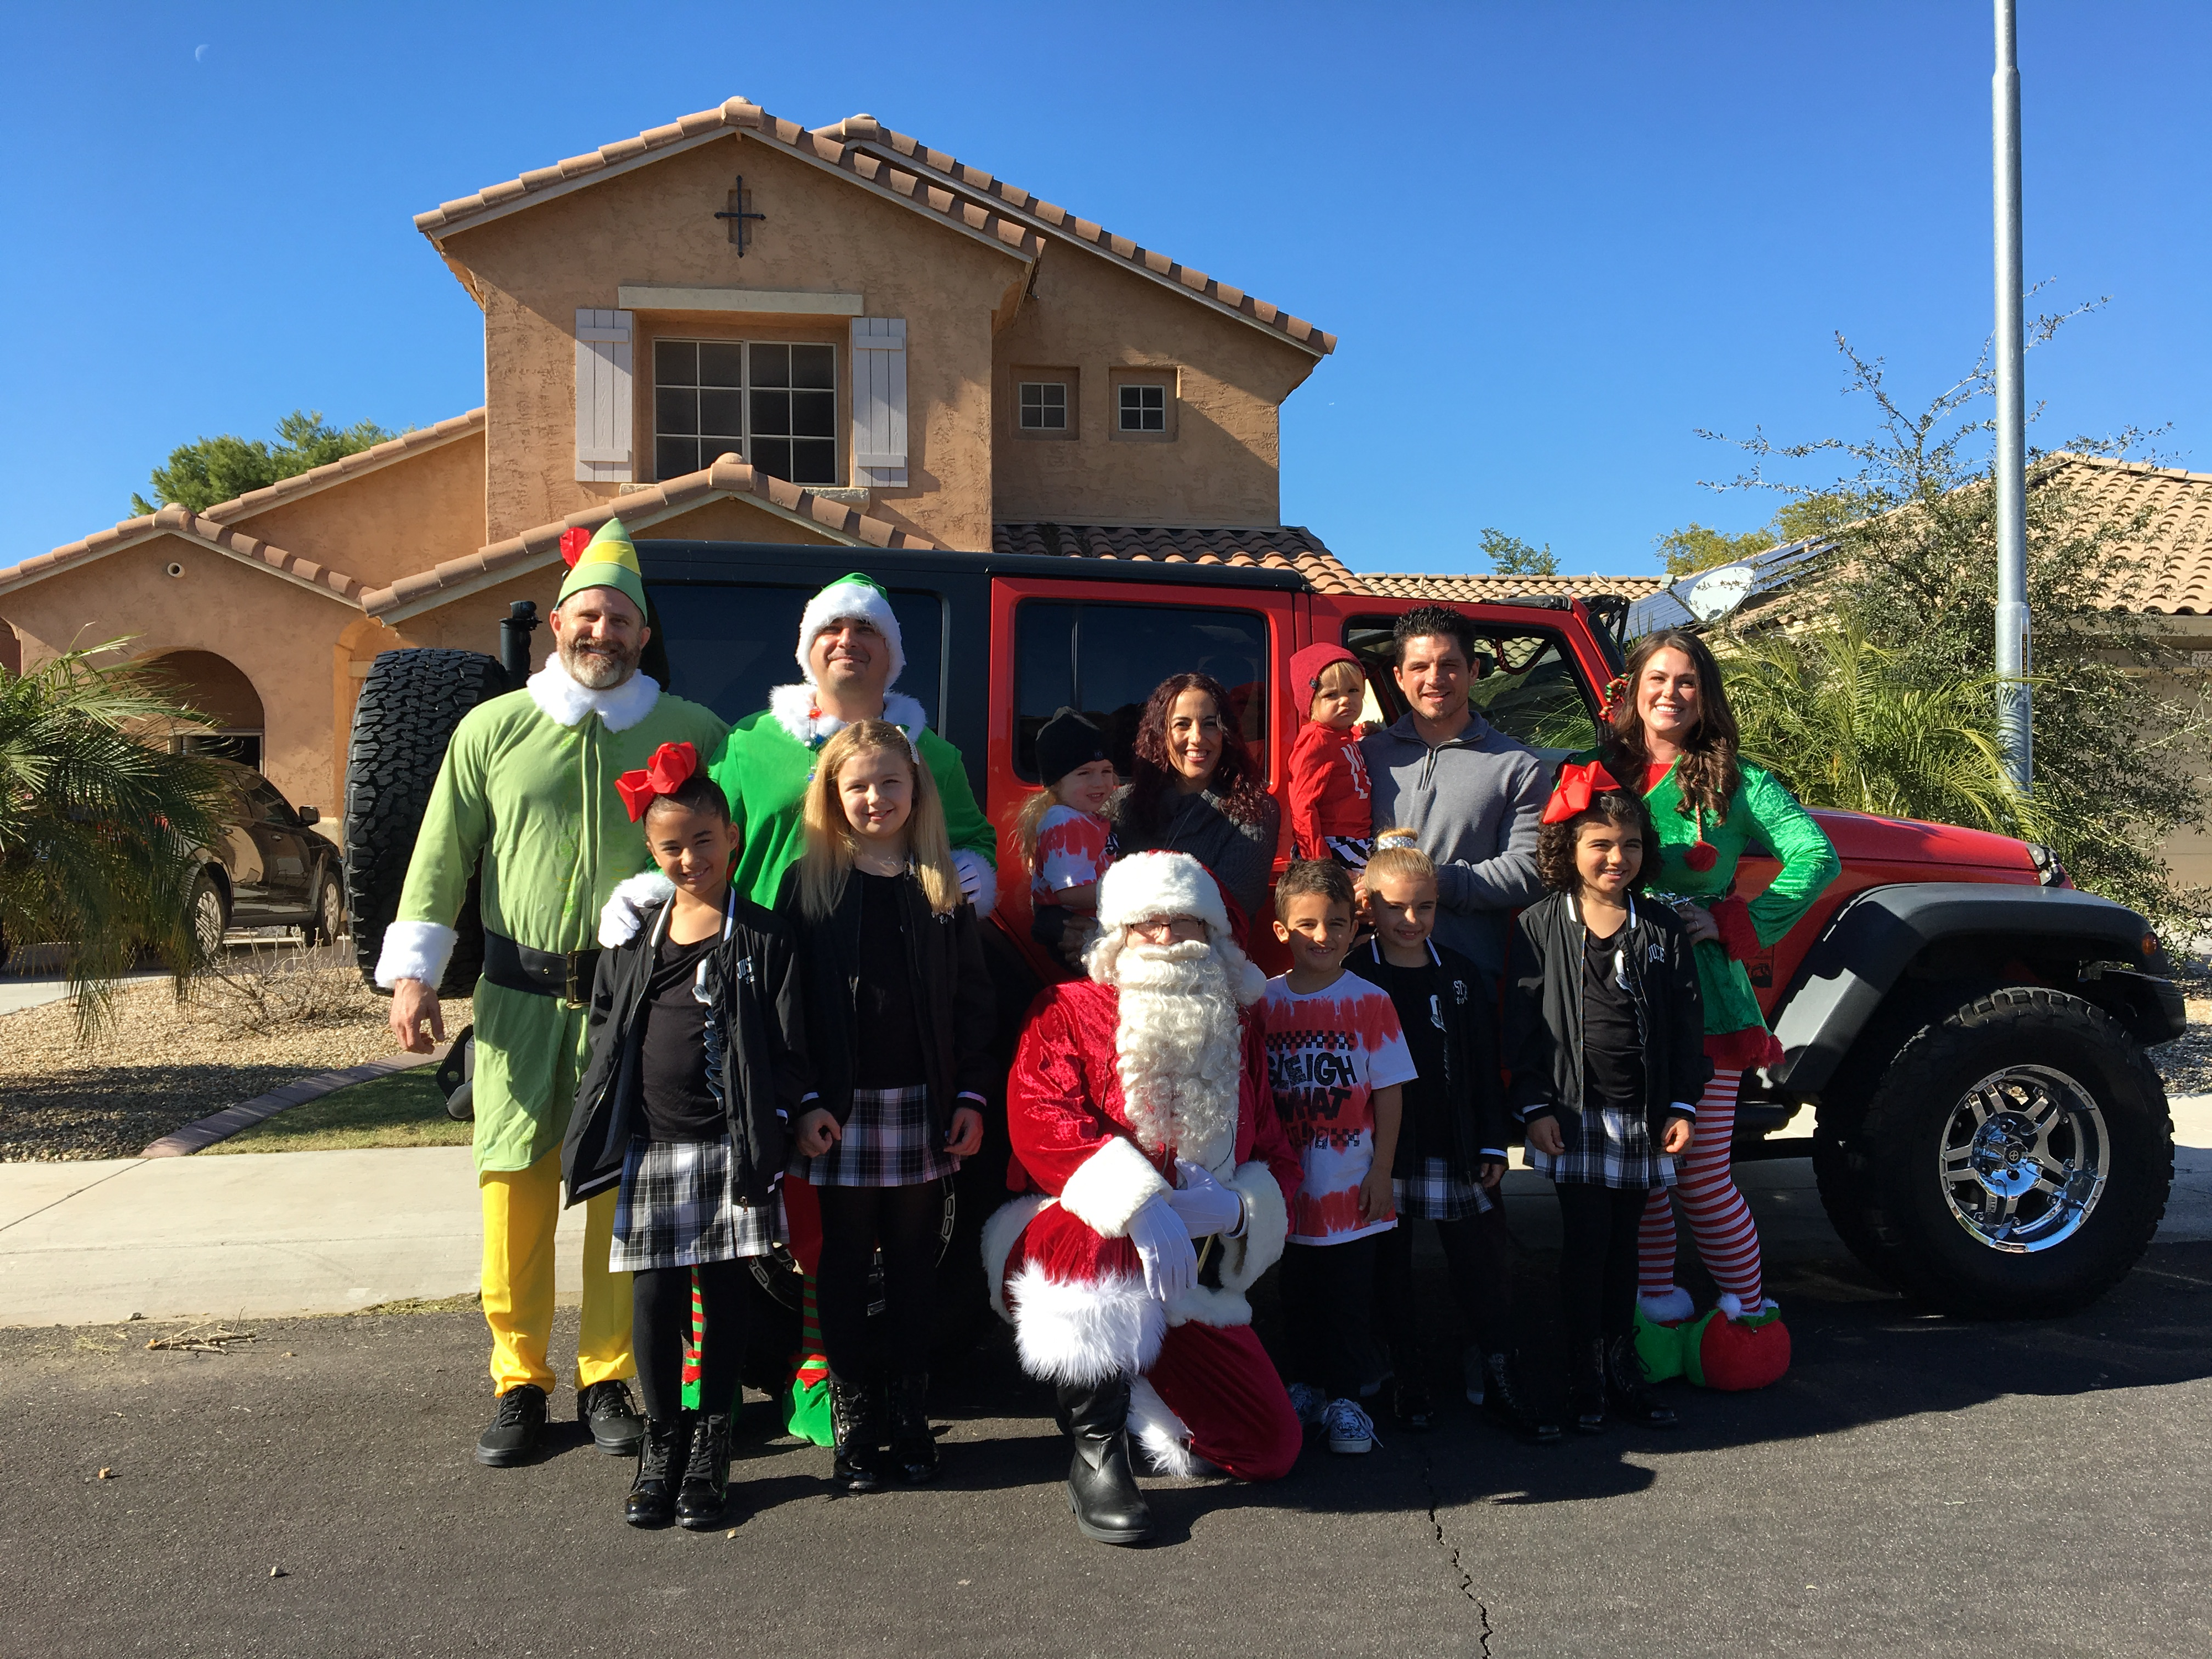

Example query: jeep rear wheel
[1835,987,2172,1317]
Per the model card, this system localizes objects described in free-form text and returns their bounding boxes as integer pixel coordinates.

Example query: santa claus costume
[984,852,1303,1546]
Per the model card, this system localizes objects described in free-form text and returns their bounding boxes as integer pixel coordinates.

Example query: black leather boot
[886,1372,940,1485]
[1604,1333,1679,1428]
[675,1412,734,1530]
[625,1416,685,1528]
[1479,1352,1563,1445]
[1057,1374,1152,1547]
[828,1378,884,1494]
[1570,1338,1609,1434]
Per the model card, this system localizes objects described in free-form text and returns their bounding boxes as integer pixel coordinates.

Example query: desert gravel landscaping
[0,946,471,1161]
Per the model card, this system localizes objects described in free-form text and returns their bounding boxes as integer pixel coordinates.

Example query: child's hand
[946,1105,984,1157]
[1477,1159,1506,1190]
[794,1107,842,1158]
[1661,1114,1694,1156]
[1525,1115,1565,1157]
[1358,1163,1395,1224]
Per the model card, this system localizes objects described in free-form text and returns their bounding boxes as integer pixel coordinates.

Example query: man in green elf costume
[382,518,728,1469]
[601,571,997,1443]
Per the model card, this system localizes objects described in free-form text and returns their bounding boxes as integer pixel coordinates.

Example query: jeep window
[1340,617,1598,761]
[1016,601,1269,781]
[646,582,944,730]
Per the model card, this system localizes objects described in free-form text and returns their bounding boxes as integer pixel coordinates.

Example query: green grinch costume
[379,519,727,1400]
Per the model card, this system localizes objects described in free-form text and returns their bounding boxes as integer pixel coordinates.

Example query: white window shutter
[850,318,907,488]
[574,308,634,482]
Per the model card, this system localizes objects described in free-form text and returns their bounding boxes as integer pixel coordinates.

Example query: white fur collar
[527,658,661,732]
[766,683,928,750]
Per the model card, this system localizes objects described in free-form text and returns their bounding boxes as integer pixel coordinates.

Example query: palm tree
[0,644,236,1039]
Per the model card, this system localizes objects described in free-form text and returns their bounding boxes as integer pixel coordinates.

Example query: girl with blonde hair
[778,720,995,1493]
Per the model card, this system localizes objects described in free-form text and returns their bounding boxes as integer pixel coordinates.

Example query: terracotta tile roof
[813,114,1334,357]
[415,97,1044,268]
[2043,452,2212,614]
[200,409,486,520]
[363,452,940,618]
[0,504,367,604]
[1356,571,1667,603]
[993,522,1357,595]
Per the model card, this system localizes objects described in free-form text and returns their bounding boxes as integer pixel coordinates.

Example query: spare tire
[344,649,510,995]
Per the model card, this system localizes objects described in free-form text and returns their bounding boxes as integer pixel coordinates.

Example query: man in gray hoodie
[1360,606,1548,979]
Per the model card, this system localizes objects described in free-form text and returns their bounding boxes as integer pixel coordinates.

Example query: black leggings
[1375,1203,1516,1366]
[633,1259,748,1422]
[1554,1183,1650,1349]
[814,1181,943,1383]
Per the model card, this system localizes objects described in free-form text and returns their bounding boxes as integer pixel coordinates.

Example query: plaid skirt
[1394,1156,1496,1220]
[609,1136,781,1272]
[794,1083,957,1189]
[1526,1105,1676,1192]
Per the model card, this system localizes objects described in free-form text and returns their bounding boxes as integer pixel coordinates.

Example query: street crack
[1420,1447,1494,1656]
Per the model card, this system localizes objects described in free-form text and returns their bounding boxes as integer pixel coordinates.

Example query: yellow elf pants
[478,1146,633,1394]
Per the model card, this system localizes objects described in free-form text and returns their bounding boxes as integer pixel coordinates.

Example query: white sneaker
[1323,1396,1379,1454]
[1286,1381,1328,1427]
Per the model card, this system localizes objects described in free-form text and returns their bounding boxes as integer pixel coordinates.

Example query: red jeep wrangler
[347,540,2183,1328]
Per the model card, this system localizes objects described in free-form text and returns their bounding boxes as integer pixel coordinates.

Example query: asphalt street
[6,1226,2209,1659]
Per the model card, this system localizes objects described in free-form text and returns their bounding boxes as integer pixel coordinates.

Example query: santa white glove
[1124,1196,1198,1302]
[1166,1159,1243,1240]
[950,849,998,916]
[598,872,675,948]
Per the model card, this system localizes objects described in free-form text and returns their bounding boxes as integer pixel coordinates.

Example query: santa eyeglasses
[1123,914,1209,944]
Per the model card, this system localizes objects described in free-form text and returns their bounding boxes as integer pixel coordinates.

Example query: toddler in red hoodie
[1287,643,1373,870]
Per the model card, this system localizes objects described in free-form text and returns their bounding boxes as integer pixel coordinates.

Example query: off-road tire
[343,650,509,995]
[1833,988,2172,1318]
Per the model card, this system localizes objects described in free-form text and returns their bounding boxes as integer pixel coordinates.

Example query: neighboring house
[0,96,1345,835]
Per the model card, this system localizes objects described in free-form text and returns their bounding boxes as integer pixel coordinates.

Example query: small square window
[1020,382,1068,431]
[1118,383,1166,432]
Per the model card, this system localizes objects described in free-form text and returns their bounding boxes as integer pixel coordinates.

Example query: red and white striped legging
[1639,1067,1763,1306]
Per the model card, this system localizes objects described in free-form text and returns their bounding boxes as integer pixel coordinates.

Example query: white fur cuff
[1058,1135,1172,1239]
[375,920,456,990]
[1215,1161,1290,1294]
[952,848,999,918]
[599,872,676,947]
[1006,1265,1164,1385]
[1129,1377,1209,1477]
[1640,1286,1695,1324]
[979,1195,1050,1323]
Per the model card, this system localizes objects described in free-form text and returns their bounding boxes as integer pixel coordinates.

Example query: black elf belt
[482,929,601,1007]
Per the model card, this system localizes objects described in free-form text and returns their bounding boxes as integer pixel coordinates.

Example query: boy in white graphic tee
[1259,859,1416,1455]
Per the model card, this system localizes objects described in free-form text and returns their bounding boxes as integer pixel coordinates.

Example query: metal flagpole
[1994,0,2032,792]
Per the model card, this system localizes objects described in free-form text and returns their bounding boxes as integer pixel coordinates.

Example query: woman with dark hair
[1599,628,1838,1368]
[1105,671,1281,932]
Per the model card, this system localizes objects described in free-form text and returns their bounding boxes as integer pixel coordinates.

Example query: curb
[139,1045,452,1158]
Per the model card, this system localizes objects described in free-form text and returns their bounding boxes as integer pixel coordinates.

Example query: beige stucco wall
[440,132,1024,552]
[227,430,488,590]
[7,536,360,822]
[990,241,1319,526]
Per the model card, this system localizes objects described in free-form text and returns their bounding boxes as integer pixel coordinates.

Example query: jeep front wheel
[1838,987,2173,1317]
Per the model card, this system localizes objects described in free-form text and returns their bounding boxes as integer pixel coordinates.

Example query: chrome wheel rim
[194,885,226,956]
[1939,1066,2108,1254]
[320,881,344,940]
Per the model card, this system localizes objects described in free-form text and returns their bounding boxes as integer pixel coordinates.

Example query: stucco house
[0,96,1353,836]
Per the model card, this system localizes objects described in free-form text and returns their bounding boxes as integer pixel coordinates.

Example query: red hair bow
[616,742,699,822]
[1541,759,1625,825]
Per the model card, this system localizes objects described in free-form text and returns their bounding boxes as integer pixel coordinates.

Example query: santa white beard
[1106,939,1245,1172]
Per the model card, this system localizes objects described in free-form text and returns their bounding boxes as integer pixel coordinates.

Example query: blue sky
[7,2,2204,578]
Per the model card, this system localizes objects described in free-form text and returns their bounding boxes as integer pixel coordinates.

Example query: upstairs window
[653,338,837,486]
[1118,383,1167,432]
[1020,381,1068,430]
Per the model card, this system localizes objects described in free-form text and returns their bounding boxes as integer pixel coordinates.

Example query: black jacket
[776,863,997,1138]
[1352,938,1511,1181]
[1504,892,1709,1133]
[563,894,812,1209]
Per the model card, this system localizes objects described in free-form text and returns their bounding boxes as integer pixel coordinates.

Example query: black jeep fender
[1768,881,2182,1098]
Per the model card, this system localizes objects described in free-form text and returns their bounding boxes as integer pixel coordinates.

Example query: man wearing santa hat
[984,852,1304,1546]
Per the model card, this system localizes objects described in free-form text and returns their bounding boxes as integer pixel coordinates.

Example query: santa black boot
[1570,1337,1609,1433]
[1603,1333,1678,1429]
[828,1378,885,1494]
[886,1371,941,1485]
[1057,1374,1154,1546]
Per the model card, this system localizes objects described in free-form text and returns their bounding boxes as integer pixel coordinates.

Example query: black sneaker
[1391,1379,1436,1432]
[578,1379,645,1456]
[476,1384,547,1467]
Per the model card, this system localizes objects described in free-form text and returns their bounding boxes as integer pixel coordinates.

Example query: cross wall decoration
[716,176,766,255]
